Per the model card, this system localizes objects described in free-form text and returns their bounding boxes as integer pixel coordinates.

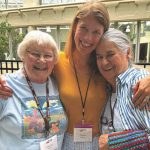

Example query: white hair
[102,28,131,54]
[100,28,133,64]
[17,30,59,62]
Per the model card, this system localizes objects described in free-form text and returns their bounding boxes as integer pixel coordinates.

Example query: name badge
[40,135,58,150]
[74,124,93,142]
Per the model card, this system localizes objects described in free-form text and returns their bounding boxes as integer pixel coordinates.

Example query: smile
[33,66,47,71]
[81,41,91,47]
[103,67,113,71]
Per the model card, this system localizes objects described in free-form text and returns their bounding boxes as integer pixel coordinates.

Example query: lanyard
[109,94,117,132]
[72,58,93,124]
[101,92,117,133]
[23,68,50,136]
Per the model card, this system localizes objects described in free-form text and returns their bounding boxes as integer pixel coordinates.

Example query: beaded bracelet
[108,130,149,150]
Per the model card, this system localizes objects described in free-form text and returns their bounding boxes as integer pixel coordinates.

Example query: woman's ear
[21,57,24,61]
[127,48,132,59]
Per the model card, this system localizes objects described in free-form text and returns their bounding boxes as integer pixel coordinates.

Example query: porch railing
[0,60,22,74]
[134,62,150,68]
[0,60,150,74]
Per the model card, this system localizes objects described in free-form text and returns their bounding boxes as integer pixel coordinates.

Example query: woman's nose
[39,55,46,62]
[84,32,93,42]
[102,58,109,65]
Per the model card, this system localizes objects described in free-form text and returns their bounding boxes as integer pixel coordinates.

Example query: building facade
[0,0,150,63]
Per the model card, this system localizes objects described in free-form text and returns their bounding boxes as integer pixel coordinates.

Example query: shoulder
[58,51,67,60]
[4,69,26,88]
[4,70,19,84]
[120,67,150,85]
[54,51,69,73]
[131,67,150,79]
[55,51,67,67]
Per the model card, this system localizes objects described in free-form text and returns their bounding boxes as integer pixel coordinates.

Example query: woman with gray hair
[96,28,150,149]
[0,30,67,150]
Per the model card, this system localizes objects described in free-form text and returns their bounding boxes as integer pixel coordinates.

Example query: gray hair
[100,28,133,63]
[102,28,131,54]
[17,30,59,62]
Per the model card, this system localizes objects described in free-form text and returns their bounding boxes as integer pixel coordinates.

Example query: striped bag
[108,130,150,150]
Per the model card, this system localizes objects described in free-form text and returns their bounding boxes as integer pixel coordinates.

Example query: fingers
[99,134,109,150]
[132,89,150,110]
[138,96,150,110]
[0,76,6,86]
[132,84,150,109]
[132,81,139,95]
[132,90,146,107]
[132,89,143,104]
[132,76,150,109]
[0,75,13,99]
[0,85,13,99]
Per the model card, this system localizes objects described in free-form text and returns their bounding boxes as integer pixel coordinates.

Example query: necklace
[72,57,93,124]
[23,68,50,136]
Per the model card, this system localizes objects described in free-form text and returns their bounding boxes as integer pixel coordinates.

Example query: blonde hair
[17,30,59,62]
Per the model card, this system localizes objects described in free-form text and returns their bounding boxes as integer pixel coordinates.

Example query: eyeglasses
[27,50,54,61]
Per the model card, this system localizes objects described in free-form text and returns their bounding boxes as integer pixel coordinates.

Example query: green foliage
[0,22,10,59]
[11,29,25,59]
[0,21,24,60]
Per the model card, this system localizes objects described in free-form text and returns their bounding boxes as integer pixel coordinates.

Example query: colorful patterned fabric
[0,69,68,150]
[108,130,149,150]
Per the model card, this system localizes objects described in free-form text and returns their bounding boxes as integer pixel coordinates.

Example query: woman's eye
[32,53,40,58]
[107,54,114,58]
[96,55,103,60]
[80,26,87,31]
[44,55,53,59]
[94,31,101,36]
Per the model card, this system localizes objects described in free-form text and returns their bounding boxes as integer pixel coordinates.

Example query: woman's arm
[132,76,150,110]
[0,76,13,99]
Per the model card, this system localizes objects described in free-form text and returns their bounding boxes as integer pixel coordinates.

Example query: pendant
[44,118,50,132]
[82,119,85,125]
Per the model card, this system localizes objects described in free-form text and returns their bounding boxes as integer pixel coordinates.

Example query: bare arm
[132,76,150,110]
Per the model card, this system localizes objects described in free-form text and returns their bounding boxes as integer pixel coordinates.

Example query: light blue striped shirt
[101,67,150,139]
[116,67,150,138]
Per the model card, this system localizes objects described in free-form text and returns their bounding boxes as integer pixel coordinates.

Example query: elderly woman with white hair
[0,30,67,150]
[96,28,150,149]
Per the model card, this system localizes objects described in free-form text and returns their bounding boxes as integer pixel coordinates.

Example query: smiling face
[74,16,104,56]
[96,39,130,85]
[23,44,56,83]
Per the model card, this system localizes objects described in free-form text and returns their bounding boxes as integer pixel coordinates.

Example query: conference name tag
[74,124,93,142]
[40,135,58,150]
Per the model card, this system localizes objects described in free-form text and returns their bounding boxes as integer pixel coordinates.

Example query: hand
[0,76,13,99]
[132,76,150,110]
[99,134,109,150]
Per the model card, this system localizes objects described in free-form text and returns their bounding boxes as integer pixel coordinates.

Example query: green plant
[0,21,24,60]
[0,22,10,59]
